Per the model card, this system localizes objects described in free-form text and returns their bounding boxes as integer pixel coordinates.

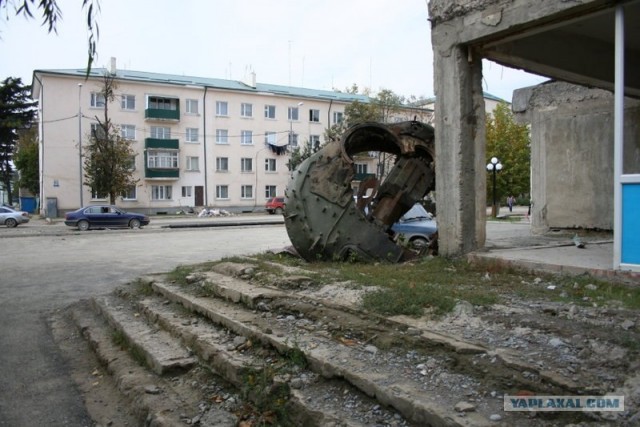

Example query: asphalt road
[0,220,291,426]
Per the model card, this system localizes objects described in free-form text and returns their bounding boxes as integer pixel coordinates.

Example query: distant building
[32,64,372,216]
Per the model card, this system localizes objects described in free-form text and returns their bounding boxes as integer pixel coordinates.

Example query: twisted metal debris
[284,121,435,262]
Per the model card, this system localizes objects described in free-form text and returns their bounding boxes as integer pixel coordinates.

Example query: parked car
[0,206,30,228]
[64,205,150,231]
[265,196,285,215]
[391,203,437,249]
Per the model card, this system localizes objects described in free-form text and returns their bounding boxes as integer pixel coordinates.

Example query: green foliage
[485,102,531,202]
[0,77,37,205]
[83,73,138,205]
[13,127,39,196]
[167,265,194,286]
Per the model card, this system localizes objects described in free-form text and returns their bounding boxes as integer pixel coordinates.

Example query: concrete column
[433,43,487,255]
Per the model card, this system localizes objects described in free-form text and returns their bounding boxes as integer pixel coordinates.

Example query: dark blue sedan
[64,205,150,231]
[391,203,437,249]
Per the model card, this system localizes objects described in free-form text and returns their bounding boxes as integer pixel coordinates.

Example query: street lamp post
[78,83,83,207]
[486,156,503,218]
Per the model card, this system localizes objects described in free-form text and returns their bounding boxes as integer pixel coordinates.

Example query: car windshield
[400,203,431,221]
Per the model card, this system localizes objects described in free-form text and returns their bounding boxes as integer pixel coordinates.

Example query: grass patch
[167,265,194,285]
[131,278,155,296]
[197,251,640,316]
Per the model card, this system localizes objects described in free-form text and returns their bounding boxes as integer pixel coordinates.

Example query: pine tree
[0,77,37,204]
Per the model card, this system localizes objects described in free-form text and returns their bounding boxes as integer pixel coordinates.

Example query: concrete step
[69,299,240,426]
[151,280,493,426]
[65,260,597,426]
[134,292,407,426]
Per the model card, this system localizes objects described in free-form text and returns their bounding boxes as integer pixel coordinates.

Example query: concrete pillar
[432,43,487,255]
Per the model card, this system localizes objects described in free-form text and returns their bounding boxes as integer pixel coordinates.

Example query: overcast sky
[0,0,547,102]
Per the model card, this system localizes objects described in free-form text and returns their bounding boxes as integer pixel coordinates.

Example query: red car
[265,197,285,215]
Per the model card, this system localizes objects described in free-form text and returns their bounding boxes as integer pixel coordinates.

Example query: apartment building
[31,64,370,216]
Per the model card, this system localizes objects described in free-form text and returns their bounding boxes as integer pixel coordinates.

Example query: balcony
[145,138,180,179]
[145,107,180,121]
[353,172,375,181]
[145,138,179,150]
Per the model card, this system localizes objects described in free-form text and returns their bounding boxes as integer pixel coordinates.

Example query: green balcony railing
[145,138,179,150]
[144,168,179,179]
[353,172,375,181]
[145,108,180,121]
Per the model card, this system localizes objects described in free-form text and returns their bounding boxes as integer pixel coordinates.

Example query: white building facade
[32,66,369,216]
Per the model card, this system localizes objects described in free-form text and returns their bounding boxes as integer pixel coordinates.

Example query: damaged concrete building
[428,0,640,270]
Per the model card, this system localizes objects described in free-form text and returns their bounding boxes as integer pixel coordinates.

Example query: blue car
[64,205,150,231]
[391,203,437,249]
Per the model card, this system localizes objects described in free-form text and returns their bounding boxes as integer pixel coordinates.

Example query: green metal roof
[34,68,371,103]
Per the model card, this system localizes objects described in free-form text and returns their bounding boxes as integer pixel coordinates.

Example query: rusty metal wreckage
[284,120,436,262]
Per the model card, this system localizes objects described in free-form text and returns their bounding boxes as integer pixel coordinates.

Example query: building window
[90,92,105,108]
[288,133,298,147]
[288,106,299,121]
[121,94,135,110]
[120,124,136,140]
[241,130,253,145]
[241,185,253,199]
[151,185,172,200]
[309,109,320,122]
[125,155,136,171]
[216,185,229,199]
[147,150,178,168]
[310,135,321,150]
[90,123,106,139]
[265,158,276,172]
[185,128,199,143]
[122,185,136,200]
[216,157,229,172]
[150,126,171,139]
[91,189,107,200]
[186,99,199,114]
[264,105,276,119]
[264,132,276,145]
[333,111,344,124]
[241,158,253,172]
[216,101,228,116]
[53,179,59,187]
[265,185,276,198]
[148,96,178,110]
[186,156,199,171]
[241,103,253,117]
[355,163,368,174]
[181,186,192,197]
[216,129,228,144]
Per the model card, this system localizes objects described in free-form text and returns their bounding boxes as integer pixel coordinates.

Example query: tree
[0,0,100,73]
[83,73,137,205]
[13,127,39,196]
[485,102,531,203]
[0,77,37,205]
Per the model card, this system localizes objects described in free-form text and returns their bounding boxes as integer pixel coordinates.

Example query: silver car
[0,206,30,228]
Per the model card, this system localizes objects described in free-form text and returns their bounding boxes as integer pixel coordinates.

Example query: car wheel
[5,218,18,228]
[129,219,141,229]
[77,220,90,231]
[411,237,430,250]
[275,207,283,215]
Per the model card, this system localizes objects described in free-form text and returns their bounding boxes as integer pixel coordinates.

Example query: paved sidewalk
[475,219,639,284]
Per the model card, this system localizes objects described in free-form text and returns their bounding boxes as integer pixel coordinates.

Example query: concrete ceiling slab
[478,1,640,97]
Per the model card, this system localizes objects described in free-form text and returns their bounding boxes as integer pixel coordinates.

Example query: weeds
[111,330,147,367]
[131,278,154,296]
[167,265,194,285]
